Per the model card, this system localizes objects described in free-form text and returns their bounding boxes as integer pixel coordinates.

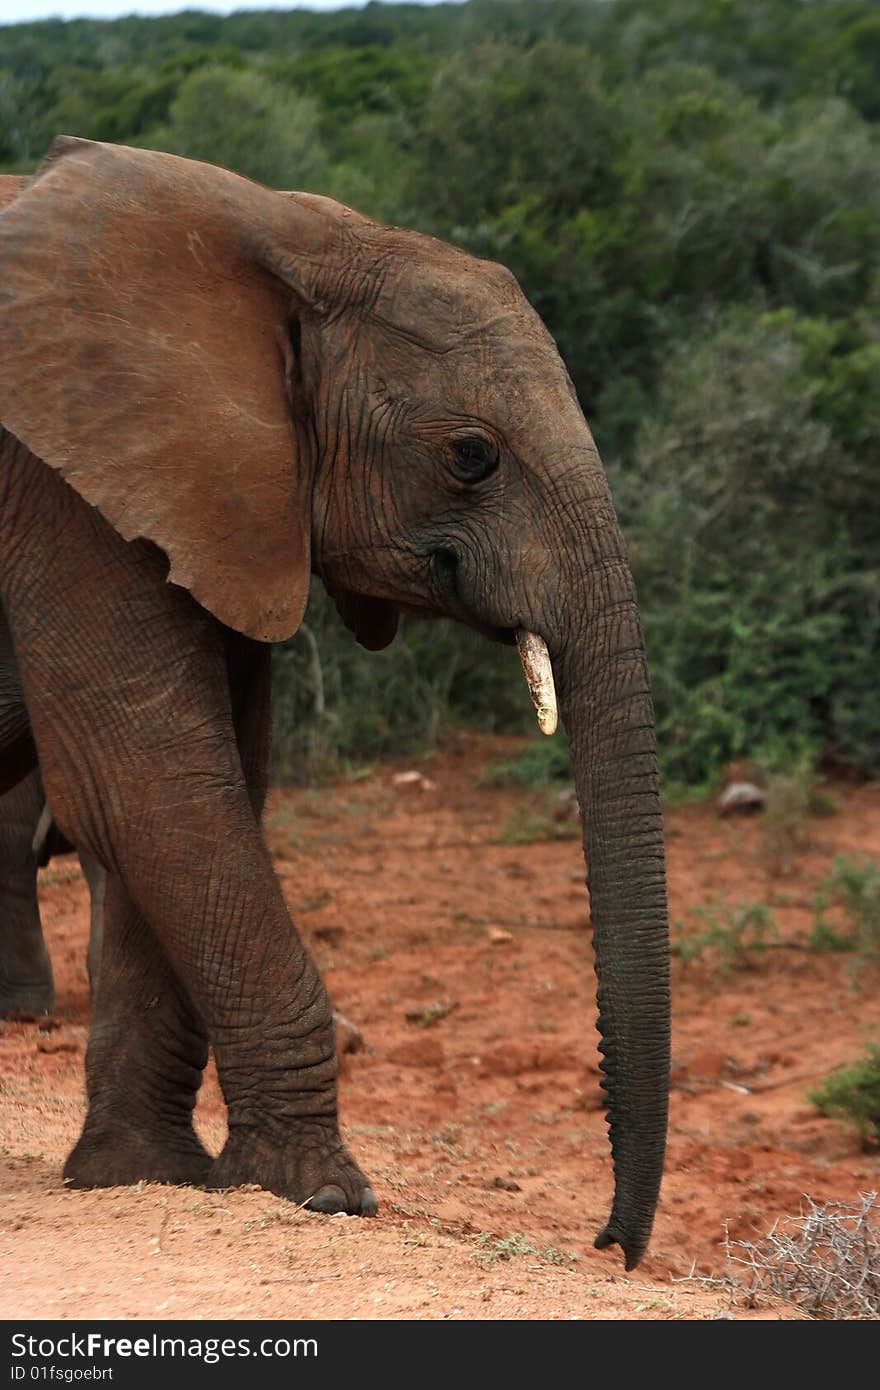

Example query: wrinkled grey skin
[0,768,103,1017]
[0,138,670,1268]
[0,606,102,1014]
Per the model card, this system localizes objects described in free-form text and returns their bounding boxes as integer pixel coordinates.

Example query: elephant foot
[63,1122,212,1190]
[207,1120,377,1216]
[0,980,55,1018]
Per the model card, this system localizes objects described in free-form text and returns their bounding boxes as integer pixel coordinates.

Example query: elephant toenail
[360,1187,378,1216]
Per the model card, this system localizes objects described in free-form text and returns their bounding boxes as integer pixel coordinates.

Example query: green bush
[808,1043,880,1146]
[614,310,880,784]
[150,66,327,189]
[3,1,880,787]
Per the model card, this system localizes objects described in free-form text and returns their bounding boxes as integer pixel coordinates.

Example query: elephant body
[0,139,670,1265]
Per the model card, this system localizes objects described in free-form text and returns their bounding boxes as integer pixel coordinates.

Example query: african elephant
[0,767,104,1017]
[0,137,669,1268]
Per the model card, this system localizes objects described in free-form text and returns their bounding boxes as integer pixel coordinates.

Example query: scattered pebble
[488,927,514,945]
[718,782,765,814]
[392,770,437,792]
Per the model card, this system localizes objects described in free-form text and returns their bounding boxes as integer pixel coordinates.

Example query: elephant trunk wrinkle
[559,587,670,1272]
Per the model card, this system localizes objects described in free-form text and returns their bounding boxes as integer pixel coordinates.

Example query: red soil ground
[1,734,877,1320]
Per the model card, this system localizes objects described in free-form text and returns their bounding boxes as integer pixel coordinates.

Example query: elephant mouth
[398,597,516,647]
[426,546,517,645]
[426,547,558,733]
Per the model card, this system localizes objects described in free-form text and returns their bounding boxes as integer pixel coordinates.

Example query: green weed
[810,856,880,964]
[472,1232,577,1269]
[760,755,838,875]
[808,1044,880,1147]
[473,1232,537,1266]
[672,898,778,972]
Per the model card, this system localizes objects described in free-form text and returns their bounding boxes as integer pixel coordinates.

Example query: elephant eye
[449,433,500,485]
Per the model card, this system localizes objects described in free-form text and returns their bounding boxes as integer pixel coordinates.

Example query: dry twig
[698,1194,880,1319]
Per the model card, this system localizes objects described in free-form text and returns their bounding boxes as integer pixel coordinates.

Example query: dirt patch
[3,734,877,1320]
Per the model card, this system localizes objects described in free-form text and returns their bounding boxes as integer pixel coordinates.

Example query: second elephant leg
[0,770,54,1016]
[210,635,375,1211]
[66,872,211,1187]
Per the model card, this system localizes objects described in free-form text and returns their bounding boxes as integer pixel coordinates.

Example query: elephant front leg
[0,771,55,1016]
[64,872,212,1189]
[206,634,377,1214]
[203,926,376,1215]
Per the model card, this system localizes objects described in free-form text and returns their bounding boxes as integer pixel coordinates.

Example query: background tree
[2,0,878,783]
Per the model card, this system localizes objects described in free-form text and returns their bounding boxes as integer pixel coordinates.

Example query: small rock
[718,782,765,815]
[392,770,436,792]
[488,927,514,945]
[483,1175,522,1192]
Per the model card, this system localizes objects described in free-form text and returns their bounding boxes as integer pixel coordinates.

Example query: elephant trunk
[555,559,670,1270]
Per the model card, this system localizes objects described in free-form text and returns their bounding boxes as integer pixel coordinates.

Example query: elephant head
[0,137,669,1268]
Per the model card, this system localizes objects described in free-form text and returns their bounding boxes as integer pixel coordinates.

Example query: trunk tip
[594,1220,648,1272]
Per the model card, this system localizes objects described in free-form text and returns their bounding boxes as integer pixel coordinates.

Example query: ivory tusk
[515,629,558,736]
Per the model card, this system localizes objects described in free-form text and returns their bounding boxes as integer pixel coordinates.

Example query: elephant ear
[0,137,324,642]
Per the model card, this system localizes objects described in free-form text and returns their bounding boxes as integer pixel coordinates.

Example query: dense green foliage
[2,1,878,782]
